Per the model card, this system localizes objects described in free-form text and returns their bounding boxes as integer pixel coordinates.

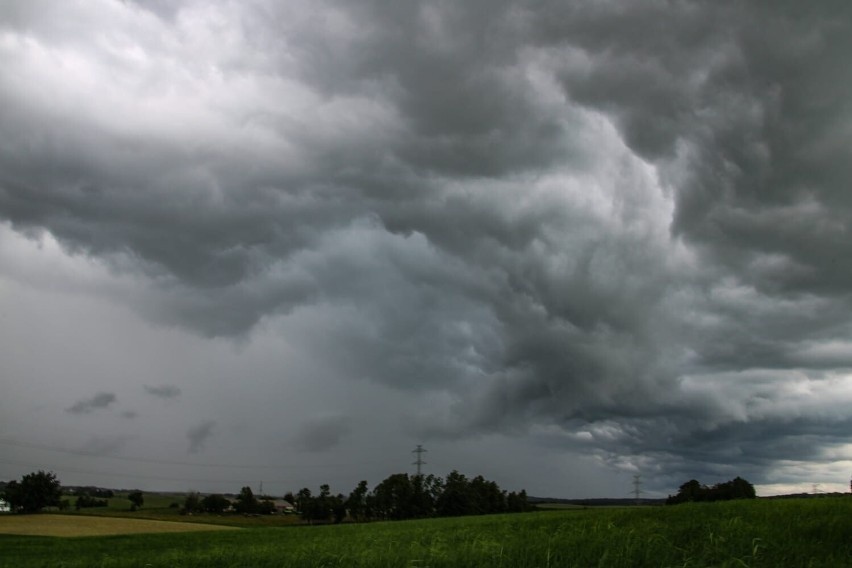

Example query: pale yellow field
[0,514,239,537]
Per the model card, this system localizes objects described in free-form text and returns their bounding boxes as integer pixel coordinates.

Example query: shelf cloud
[2,0,851,497]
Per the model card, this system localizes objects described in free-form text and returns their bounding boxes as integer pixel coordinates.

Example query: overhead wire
[0,436,394,471]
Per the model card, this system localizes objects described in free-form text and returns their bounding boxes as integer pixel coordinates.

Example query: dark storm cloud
[294,415,351,453]
[2,0,851,492]
[66,392,117,415]
[186,420,216,454]
[534,0,852,296]
[144,385,181,400]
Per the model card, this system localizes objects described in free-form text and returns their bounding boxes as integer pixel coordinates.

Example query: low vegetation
[1,497,851,567]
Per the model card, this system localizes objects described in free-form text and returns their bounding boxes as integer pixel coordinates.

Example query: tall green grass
[2,497,850,567]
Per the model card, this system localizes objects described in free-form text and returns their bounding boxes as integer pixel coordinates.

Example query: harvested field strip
[0,514,239,537]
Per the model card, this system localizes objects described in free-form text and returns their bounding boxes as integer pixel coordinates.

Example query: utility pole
[632,474,642,505]
[412,445,427,477]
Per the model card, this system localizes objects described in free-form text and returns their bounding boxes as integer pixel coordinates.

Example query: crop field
[0,497,850,567]
[0,514,237,537]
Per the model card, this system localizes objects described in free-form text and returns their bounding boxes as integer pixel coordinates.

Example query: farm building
[0,499,10,513]
[271,499,296,514]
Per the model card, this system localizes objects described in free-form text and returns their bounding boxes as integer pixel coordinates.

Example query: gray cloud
[294,415,351,453]
[186,420,216,454]
[66,392,117,415]
[144,384,181,400]
[79,435,133,457]
[1,0,851,495]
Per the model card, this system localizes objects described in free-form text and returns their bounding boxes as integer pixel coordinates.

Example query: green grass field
[1,497,850,567]
[67,493,302,528]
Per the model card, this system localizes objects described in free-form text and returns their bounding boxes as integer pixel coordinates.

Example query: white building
[0,499,10,513]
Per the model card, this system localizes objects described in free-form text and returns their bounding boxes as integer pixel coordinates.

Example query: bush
[75,494,108,509]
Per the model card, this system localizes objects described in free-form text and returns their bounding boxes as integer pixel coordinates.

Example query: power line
[0,457,359,489]
[0,437,389,471]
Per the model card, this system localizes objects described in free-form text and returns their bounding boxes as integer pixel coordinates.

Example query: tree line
[183,470,531,523]
[293,470,532,523]
[3,469,531,522]
[666,477,756,504]
[1,471,149,513]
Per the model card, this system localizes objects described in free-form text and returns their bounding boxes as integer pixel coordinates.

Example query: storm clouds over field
[2,1,851,497]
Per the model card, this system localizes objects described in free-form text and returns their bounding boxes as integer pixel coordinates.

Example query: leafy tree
[296,487,312,514]
[710,477,756,501]
[372,473,415,520]
[235,486,259,514]
[201,493,230,514]
[410,474,438,518]
[506,489,530,512]
[258,498,276,515]
[128,490,144,509]
[283,492,297,506]
[667,479,704,504]
[667,477,756,504]
[469,475,506,515]
[298,485,343,523]
[3,471,62,513]
[346,480,369,522]
[331,493,347,524]
[436,470,471,517]
[184,492,202,514]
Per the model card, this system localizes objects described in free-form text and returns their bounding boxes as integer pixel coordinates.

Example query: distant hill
[761,492,847,500]
[530,492,849,506]
[529,496,665,507]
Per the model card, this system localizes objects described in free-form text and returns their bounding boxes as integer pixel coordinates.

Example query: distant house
[0,499,10,513]
[271,499,296,514]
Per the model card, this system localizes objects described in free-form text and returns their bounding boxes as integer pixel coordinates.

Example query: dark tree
[184,492,202,514]
[667,479,704,504]
[372,473,415,520]
[201,493,230,514]
[334,493,347,523]
[314,484,333,523]
[710,477,756,501]
[436,470,471,517]
[296,487,312,515]
[667,477,756,504]
[297,486,327,523]
[258,498,276,515]
[235,486,259,514]
[346,480,369,522]
[469,475,506,515]
[3,471,62,513]
[506,490,530,512]
[128,490,144,509]
[75,493,108,509]
[410,474,438,518]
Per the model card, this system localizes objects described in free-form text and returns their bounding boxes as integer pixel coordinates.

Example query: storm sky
[2,0,851,498]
